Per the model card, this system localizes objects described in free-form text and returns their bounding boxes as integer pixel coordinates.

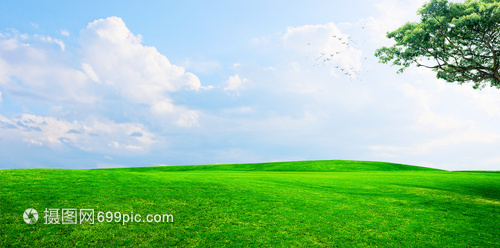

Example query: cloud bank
[0,17,203,165]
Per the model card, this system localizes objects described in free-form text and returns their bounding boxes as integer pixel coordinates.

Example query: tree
[375,0,500,89]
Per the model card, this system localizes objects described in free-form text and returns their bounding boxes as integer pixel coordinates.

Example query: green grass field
[1,160,499,247]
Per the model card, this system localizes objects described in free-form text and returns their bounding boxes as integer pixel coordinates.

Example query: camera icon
[23,208,38,224]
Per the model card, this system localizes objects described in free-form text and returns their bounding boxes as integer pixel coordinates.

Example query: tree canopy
[375,0,500,89]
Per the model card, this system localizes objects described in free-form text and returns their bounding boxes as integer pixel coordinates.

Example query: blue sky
[1,0,499,170]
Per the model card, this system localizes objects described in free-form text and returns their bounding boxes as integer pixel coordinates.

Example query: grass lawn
[1,160,499,247]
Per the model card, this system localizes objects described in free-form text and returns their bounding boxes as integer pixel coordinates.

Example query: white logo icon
[23,208,38,224]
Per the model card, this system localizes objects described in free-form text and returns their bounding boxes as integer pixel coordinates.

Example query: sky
[0,0,499,171]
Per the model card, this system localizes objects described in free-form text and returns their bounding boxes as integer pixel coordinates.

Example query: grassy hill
[1,160,499,247]
[117,160,442,172]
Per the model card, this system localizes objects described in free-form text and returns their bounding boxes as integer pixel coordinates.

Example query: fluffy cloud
[0,17,203,128]
[224,74,248,93]
[0,32,95,104]
[0,113,154,153]
[80,17,202,126]
[0,16,206,164]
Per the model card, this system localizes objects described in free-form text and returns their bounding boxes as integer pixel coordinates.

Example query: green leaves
[375,0,500,89]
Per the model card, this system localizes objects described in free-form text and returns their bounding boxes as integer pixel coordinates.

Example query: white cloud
[0,113,155,154]
[399,82,474,130]
[0,32,95,104]
[60,29,70,37]
[0,58,7,84]
[150,100,175,114]
[0,16,209,165]
[224,74,248,93]
[34,34,65,51]
[175,110,200,128]
[80,16,202,126]
[0,32,27,50]
[367,0,427,45]
[81,63,100,83]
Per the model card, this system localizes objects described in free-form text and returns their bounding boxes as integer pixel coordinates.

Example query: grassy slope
[1,160,499,247]
[117,160,441,172]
